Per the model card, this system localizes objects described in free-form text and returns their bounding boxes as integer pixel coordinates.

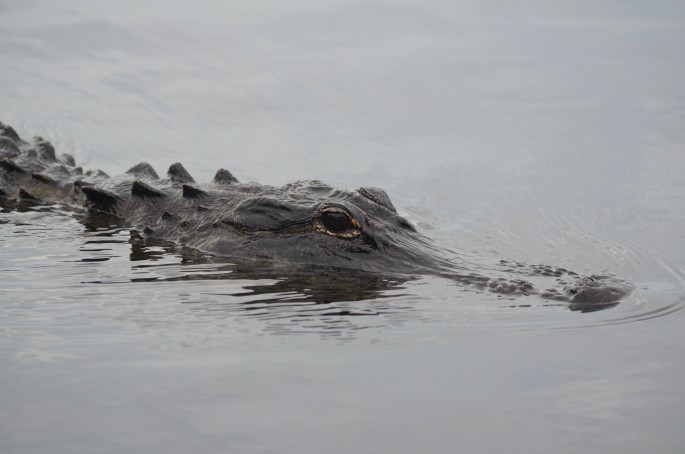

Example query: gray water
[1,1,685,453]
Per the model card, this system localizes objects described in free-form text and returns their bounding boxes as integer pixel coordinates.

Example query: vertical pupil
[321,211,351,233]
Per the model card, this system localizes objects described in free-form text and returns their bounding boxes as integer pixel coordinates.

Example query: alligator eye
[317,208,361,238]
[321,211,352,232]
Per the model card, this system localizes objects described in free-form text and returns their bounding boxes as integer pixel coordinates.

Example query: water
[1,1,685,453]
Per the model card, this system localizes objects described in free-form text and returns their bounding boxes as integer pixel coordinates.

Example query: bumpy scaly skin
[0,122,633,309]
[0,122,441,274]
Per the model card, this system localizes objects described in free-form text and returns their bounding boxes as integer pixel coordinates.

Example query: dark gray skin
[0,122,633,310]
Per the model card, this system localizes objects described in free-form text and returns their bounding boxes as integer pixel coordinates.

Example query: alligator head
[106,174,450,277]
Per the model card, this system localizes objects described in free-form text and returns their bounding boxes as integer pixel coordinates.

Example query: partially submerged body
[0,122,633,310]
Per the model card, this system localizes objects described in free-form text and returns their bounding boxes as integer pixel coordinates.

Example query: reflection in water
[126,249,682,336]
[49,204,673,336]
[74,209,636,310]
[1,195,679,338]
[230,271,406,306]
[89,217,626,315]
[125,238,408,311]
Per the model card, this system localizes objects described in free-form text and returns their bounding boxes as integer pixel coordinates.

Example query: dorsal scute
[182,184,208,199]
[131,180,165,198]
[31,173,56,185]
[0,158,27,174]
[0,137,20,157]
[85,169,109,179]
[34,139,56,162]
[167,162,195,183]
[81,186,121,213]
[0,122,21,142]
[60,153,76,167]
[18,188,39,201]
[213,168,238,185]
[126,162,159,179]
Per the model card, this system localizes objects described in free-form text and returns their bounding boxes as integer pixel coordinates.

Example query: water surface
[1,1,685,453]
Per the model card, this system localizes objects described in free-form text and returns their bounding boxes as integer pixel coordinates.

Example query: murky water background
[1,1,684,452]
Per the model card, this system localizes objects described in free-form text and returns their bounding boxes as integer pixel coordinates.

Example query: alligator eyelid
[318,203,348,212]
[318,204,357,221]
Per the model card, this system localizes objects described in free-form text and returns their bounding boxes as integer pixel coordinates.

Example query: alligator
[0,121,633,311]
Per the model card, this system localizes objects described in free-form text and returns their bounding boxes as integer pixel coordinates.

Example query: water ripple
[2,204,684,339]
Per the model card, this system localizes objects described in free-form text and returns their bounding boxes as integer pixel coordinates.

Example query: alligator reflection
[127,241,619,314]
[78,213,625,314]
[231,272,406,306]
[130,241,408,306]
